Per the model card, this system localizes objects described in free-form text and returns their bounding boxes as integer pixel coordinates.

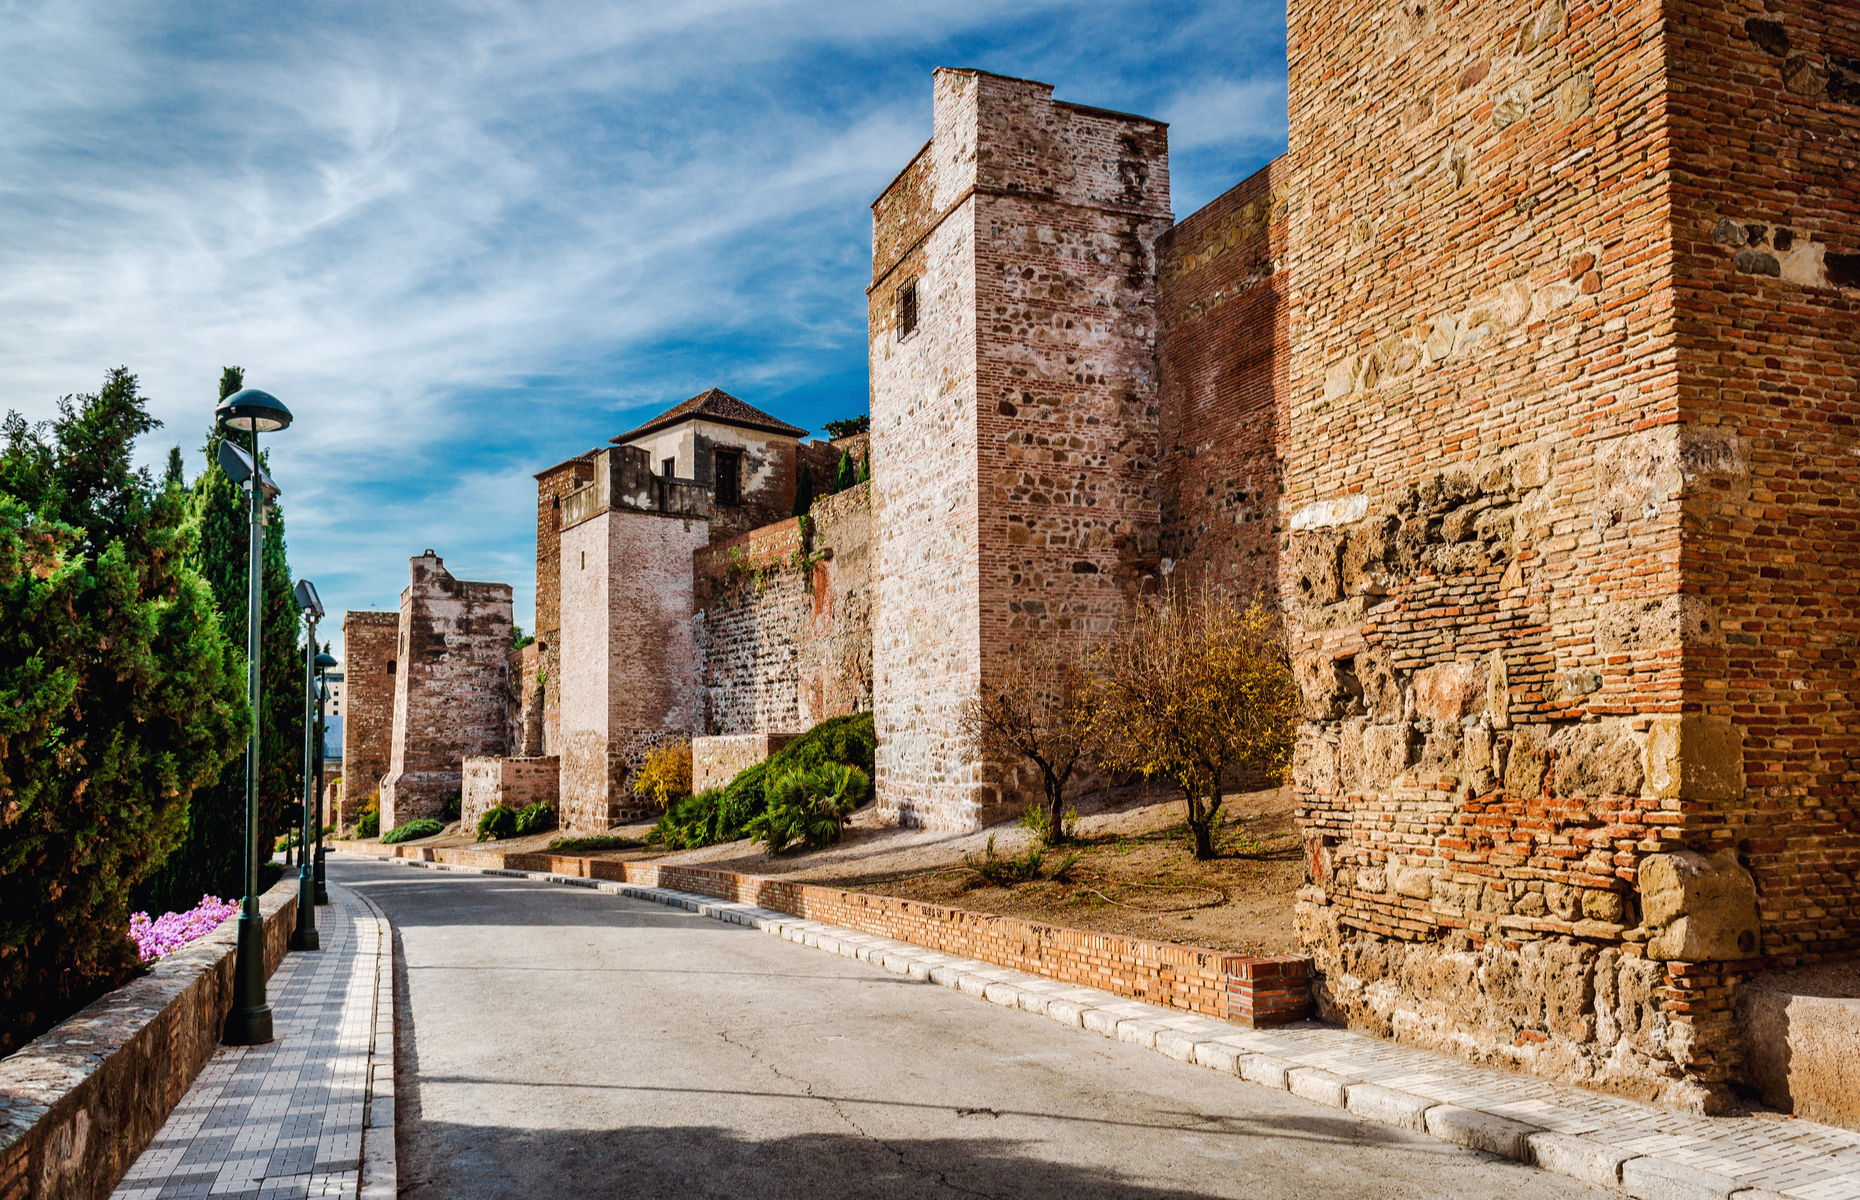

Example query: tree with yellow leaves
[1089,588,1297,860]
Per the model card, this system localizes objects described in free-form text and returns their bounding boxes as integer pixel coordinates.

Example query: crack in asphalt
[716,1028,1007,1198]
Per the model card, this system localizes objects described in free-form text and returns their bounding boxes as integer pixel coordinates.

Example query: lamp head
[314,652,338,670]
[216,387,293,434]
[293,579,325,620]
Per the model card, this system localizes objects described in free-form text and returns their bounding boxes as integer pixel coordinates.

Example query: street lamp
[313,651,337,906]
[217,387,292,1046]
[291,579,325,952]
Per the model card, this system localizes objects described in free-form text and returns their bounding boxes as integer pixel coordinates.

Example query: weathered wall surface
[692,733,800,792]
[623,418,799,543]
[338,611,398,824]
[870,69,1168,832]
[461,756,560,828]
[558,449,711,831]
[379,553,514,830]
[693,481,873,736]
[1664,0,1860,968]
[534,453,597,758]
[1157,157,1290,596]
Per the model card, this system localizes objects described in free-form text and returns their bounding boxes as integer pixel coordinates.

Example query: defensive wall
[337,611,397,826]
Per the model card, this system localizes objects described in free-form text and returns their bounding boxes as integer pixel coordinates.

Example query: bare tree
[959,640,1100,846]
[1089,588,1297,860]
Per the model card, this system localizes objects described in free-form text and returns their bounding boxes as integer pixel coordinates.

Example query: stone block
[1192,1041,1249,1074]
[692,733,800,792]
[1081,1009,1123,1037]
[1422,1105,1538,1161]
[1639,850,1759,962]
[1413,661,1482,723]
[1015,990,1051,1017]
[1739,970,1860,1131]
[1344,1084,1434,1132]
[982,982,1022,1007]
[1527,1133,1632,1187]
[1618,1156,1741,1200]
[1238,1054,1295,1089]
[1551,723,1642,798]
[1286,1067,1351,1108]
[1645,716,1744,803]
[1044,999,1087,1028]
[1154,1029,1207,1062]
[1116,1019,1165,1050]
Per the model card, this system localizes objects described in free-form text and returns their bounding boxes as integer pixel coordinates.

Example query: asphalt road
[330,855,1601,1200]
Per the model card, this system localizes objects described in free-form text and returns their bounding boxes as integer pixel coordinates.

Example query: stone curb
[352,854,1810,1200]
[346,887,398,1200]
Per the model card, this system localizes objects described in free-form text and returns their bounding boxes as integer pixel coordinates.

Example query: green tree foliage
[791,460,813,517]
[822,415,868,439]
[835,450,856,493]
[137,367,304,913]
[164,446,185,487]
[653,712,875,850]
[0,369,248,1054]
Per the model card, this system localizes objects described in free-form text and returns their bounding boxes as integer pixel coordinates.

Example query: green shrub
[441,792,461,822]
[356,807,380,838]
[547,834,644,853]
[381,817,444,844]
[476,804,517,842]
[963,834,1075,887]
[514,801,557,836]
[1019,801,1081,846]
[746,764,868,855]
[649,712,876,851]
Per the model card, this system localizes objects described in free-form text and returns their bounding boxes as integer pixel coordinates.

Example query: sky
[1,0,1288,658]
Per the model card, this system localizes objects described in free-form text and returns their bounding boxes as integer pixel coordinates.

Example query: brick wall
[869,69,1168,832]
[1156,157,1290,597]
[1664,0,1860,967]
[693,481,873,735]
[338,611,398,824]
[379,552,515,830]
[558,451,711,831]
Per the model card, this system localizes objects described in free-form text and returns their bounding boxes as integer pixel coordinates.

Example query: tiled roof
[611,388,808,444]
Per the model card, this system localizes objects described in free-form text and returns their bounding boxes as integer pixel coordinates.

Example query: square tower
[868,69,1170,830]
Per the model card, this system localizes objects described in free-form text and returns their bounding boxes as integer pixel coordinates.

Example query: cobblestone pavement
[112,884,392,1200]
[354,853,1860,1200]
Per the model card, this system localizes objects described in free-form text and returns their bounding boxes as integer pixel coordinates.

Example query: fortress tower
[867,69,1170,830]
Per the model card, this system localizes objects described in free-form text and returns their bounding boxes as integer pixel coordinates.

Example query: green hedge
[653,712,875,851]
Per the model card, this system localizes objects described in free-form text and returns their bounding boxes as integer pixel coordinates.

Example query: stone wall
[461,756,560,828]
[338,611,398,824]
[534,452,598,757]
[378,552,514,830]
[693,481,873,736]
[1156,157,1290,596]
[692,733,800,792]
[622,418,799,543]
[869,69,1168,832]
[557,447,711,831]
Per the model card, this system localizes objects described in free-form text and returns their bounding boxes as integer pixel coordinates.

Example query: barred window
[896,278,918,340]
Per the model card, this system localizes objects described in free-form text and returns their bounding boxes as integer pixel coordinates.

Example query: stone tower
[1282,0,1860,1109]
[378,552,514,830]
[338,610,398,824]
[867,69,1170,830]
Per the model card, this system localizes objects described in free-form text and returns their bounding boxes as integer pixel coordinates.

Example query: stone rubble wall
[693,481,873,736]
[692,733,800,793]
[379,553,514,831]
[338,611,398,826]
[460,756,561,829]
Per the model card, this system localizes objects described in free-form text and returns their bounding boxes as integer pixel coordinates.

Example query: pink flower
[129,895,237,962]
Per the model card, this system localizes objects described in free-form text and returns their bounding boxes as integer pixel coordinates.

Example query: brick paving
[369,856,1860,1200]
[111,886,391,1200]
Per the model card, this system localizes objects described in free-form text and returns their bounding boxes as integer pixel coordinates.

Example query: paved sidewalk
[111,884,394,1200]
[362,854,1860,1200]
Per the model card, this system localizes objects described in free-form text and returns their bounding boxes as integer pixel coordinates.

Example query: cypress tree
[792,460,813,518]
[0,369,247,1053]
[835,449,856,493]
[165,445,185,487]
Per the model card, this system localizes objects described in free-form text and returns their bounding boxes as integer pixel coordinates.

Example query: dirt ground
[341,783,1305,956]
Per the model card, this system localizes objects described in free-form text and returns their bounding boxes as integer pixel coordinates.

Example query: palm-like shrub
[476,804,517,842]
[745,763,868,855]
[513,801,557,836]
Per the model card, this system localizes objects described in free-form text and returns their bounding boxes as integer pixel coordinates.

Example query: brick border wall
[0,880,299,1200]
[340,842,1309,1027]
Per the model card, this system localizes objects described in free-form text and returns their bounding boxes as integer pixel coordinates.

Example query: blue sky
[1,0,1288,656]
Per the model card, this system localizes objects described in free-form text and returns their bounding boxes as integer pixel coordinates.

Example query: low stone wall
[1739,968,1860,1132]
[340,842,1309,1027]
[691,733,799,792]
[0,880,299,1200]
[461,756,560,828]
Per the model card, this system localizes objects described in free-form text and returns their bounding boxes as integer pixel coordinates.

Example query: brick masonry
[693,481,873,736]
[342,839,1310,1028]
[460,756,561,829]
[868,69,1169,832]
[378,552,514,831]
[337,611,397,826]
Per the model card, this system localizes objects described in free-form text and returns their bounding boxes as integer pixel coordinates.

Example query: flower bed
[128,897,237,962]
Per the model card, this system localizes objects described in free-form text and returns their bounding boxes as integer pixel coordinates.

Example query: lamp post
[314,651,337,906]
[216,387,292,1046]
[291,580,325,951]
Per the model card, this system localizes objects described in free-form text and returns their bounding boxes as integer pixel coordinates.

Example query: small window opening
[663,457,676,479]
[551,496,559,509]
[580,550,587,569]
[896,278,919,341]
[714,450,743,507]
[387,660,396,675]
